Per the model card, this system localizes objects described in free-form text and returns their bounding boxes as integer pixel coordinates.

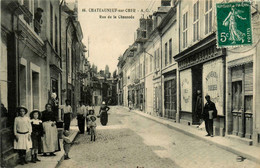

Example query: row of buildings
[90,70,118,106]
[0,0,90,166]
[117,0,260,147]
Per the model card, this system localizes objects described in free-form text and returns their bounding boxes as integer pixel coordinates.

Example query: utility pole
[88,37,90,58]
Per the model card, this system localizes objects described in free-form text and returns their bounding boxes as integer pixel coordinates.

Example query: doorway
[192,65,202,125]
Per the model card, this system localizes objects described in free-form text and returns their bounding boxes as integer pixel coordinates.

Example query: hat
[102,101,105,105]
[36,8,44,12]
[205,94,210,99]
[89,115,96,121]
[17,106,28,114]
[30,109,41,119]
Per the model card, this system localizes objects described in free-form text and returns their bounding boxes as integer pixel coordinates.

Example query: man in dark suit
[203,95,217,137]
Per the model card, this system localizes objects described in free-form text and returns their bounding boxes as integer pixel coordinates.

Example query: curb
[55,130,79,168]
[127,107,260,164]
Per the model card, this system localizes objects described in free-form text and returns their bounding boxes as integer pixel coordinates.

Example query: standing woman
[99,101,110,126]
[41,104,59,156]
[14,106,32,165]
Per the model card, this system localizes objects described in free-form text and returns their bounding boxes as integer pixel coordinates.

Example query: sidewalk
[15,118,79,168]
[126,107,260,164]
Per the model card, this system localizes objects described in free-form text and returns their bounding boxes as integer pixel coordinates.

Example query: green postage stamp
[216,2,252,48]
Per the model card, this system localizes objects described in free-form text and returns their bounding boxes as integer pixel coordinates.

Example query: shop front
[127,84,135,108]
[226,54,254,141]
[135,82,144,111]
[163,70,177,120]
[174,34,226,136]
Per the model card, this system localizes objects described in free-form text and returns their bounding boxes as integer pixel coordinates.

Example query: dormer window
[157,16,162,26]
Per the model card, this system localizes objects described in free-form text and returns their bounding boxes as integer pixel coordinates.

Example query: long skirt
[100,112,108,126]
[77,115,85,133]
[14,133,32,151]
[42,122,59,153]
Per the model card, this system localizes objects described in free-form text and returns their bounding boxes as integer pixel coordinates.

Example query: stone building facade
[117,0,260,147]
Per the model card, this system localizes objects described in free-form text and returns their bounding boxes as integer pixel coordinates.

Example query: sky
[68,0,161,72]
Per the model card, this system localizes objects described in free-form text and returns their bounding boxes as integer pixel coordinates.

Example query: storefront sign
[180,69,192,112]
[216,2,252,48]
[203,59,224,116]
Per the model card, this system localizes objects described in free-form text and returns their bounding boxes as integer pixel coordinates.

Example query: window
[154,50,157,70]
[50,3,53,45]
[68,48,72,83]
[157,48,160,68]
[145,57,148,75]
[55,15,58,52]
[150,56,152,72]
[193,1,199,41]
[23,0,34,24]
[143,63,145,77]
[169,39,172,64]
[140,64,142,78]
[165,42,168,66]
[183,12,188,48]
[205,0,213,35]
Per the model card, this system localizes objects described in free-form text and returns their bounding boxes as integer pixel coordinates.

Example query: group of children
[14,104,98,165]
[14,106,43,165]
[14,105,75,165]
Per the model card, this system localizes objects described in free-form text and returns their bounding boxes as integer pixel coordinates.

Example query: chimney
[161,0,171,6]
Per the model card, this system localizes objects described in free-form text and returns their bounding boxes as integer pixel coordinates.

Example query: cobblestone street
[58,106,260,168]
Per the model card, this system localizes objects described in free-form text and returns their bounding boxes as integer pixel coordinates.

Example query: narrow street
[58,106,259,168]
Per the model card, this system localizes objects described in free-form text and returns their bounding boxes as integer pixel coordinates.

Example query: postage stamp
[216,2,252,48]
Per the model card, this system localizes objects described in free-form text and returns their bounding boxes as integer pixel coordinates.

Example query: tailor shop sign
[205,71,219,103]
[180,69,192,112]
[203,59,224,116]
[216,2,252,48]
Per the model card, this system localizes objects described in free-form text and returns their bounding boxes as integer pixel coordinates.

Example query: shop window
[232,81,242,112]
[164,78,176,119]
[245,95,253,113]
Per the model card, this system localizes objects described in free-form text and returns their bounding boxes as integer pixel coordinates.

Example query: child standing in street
[62,130,72,160]
[30,109,43,163]
[89,115,97,141]
[14,106,32,165]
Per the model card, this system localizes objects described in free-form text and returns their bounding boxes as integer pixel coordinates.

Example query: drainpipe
[160,31,163,117]
[176,0,181,123]
[11,7,21,107]
[59,0,64,105]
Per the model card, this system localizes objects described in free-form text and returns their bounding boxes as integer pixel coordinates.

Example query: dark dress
[99,105,110,126]
[31,119,43,150]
